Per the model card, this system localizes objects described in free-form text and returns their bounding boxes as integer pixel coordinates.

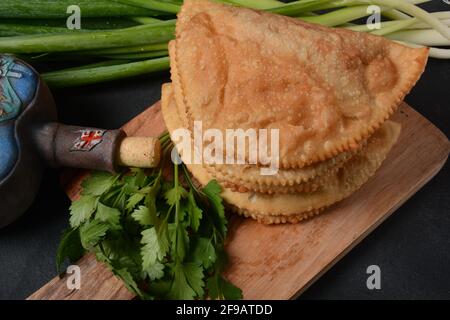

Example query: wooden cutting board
[28,102,449,300]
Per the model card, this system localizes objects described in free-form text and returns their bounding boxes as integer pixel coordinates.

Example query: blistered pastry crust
[161,83,402,223]
[170,0,426,169]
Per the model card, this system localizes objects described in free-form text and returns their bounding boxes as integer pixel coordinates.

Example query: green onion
[412,20,450,30]
[0,24,88,37]
[60,60,133,71]
[267,0,333,17]
[115,0,180,14]
[387,29,450,46]
[298,0,360,11]
[346,19,418,35]
[42,57,170,88]
[346,12,450,32]
[222,0,284,9]
[305,0,429,11]
[371,19,417,36]
[361,0,450,40]
[0,18,139,29]
[0,0,162,19]
[0,23,175,53]
[131,17,163,24]
[382,10,412,20]
[88,43,168,55]
[395,41,450,59]
[100,50,169,60]
[0,0,447,88]
[299,5,377,27]
[427,48,450,59]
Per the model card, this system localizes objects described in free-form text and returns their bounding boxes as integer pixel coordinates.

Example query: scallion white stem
[299,5,385,26]
[387,29,450,46]
[346,12,450,33]
[361,0,450,40]
[395,40,450,59]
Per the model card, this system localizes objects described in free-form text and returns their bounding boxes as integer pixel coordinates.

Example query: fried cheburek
[162,84,401,224]
[160,0,426,224]
[170,0,427,169]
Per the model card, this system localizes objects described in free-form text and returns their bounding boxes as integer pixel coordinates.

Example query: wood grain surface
[28,102,450,300]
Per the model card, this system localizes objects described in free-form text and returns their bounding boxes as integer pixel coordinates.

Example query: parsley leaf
[183,262,205,298]
[202,180,227,238]
[81,171,115,196]
[58,145,242,300]
[126,193,145,211]
[165,178,187,206]
[131,205,154,226]
[191,237,217,269]
[55,227,84,273]
[96,202,121,230]
[142,261,164,281]
[79,219,109,249]
[166,262,204,300]
[207,273,243,300]
[169,222,189,262]
[141,227,167,266]
[113,267,146,299]
[187,189,202,232]
[69,195,98,228]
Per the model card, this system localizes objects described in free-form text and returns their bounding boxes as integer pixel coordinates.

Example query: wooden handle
[117,136,161,168]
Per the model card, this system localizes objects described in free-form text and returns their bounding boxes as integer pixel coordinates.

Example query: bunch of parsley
[56,133,242,300]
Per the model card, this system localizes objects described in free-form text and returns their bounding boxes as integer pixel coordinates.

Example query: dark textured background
[0,1,449,300]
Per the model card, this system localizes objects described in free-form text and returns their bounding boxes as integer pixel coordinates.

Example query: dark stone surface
[0,2,449,300]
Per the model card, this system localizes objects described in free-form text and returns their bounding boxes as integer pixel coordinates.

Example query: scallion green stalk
[100,50,168,60]
[89,43,169,55]
[2,0,447,89]
[131,17,163,24]
[0,23,175,54]
[115,0,180,14]
[267,0,333,17]
[60,60,132,71]
[0,24,89,37]
[222,0,284,9]
[42,56,170,88]
[0,0,162,19]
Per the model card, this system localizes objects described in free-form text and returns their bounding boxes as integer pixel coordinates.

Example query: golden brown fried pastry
[219,174,323,194]
[170,0,426,169]
[206,147,357,193]
[161,83,402,224]
[169,63,364,194]
[168,76,362,194]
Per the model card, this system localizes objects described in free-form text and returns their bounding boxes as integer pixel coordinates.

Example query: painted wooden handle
[117,136,161,168]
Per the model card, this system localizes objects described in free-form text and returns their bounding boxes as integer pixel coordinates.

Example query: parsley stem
[174,164,180,223]
[182,164,202,196]
[173,162,182,264]
[112,186,125,208]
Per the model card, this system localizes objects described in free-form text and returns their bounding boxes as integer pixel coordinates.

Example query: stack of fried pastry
[161,0,428,224]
